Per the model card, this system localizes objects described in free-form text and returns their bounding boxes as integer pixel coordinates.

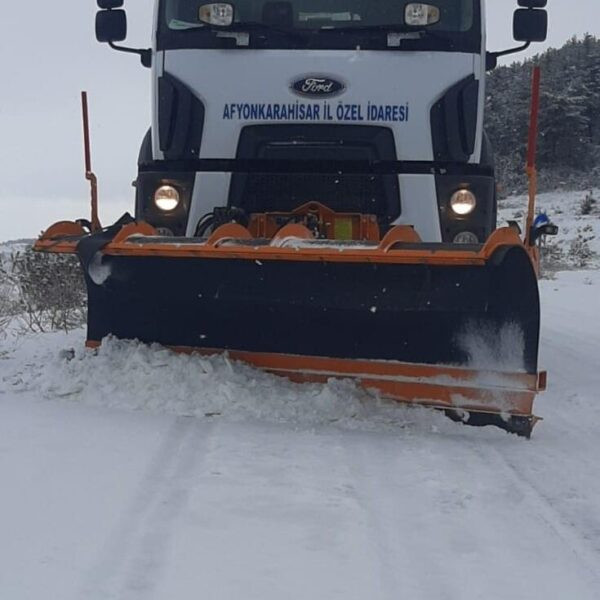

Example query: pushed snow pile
[1,331,449,434]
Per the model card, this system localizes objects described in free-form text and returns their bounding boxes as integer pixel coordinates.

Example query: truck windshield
[159,0,480,52]
[166,0,474,33]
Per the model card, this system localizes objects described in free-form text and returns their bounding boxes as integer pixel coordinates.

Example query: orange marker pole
[81,91,101,232]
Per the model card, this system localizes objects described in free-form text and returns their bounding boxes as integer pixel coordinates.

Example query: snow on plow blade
[35,219,545,437]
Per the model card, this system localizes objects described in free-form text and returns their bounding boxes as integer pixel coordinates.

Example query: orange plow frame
[36,219,536,267]
[37,218,545,436]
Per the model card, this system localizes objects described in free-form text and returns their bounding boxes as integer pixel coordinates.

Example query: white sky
[0,0,597,241]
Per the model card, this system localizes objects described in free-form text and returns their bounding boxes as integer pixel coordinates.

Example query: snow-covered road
[1,270,599,600]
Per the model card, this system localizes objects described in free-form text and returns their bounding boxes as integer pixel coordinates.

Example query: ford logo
[291,76,346,98]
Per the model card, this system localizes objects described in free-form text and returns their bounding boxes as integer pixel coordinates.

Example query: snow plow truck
[36,0,553,436]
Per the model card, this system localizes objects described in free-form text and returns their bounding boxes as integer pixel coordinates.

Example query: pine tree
[486,35,600,192]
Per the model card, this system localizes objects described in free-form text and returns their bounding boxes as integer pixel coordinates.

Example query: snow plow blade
[35,216,544,437]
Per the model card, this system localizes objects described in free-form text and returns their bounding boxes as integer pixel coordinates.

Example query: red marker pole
[524,66,541,248]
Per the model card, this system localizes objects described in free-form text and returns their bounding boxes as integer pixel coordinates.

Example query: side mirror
[96,9,127,43]
[97,0,124,7]
[513,9,548,43]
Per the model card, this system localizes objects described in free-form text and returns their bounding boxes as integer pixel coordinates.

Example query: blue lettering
[222,102,408,122]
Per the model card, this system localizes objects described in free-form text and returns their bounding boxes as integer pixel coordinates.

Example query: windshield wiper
[231,21,309,42]
[175,21,309,42]
[317,23,448,39]
[170,20,308,44]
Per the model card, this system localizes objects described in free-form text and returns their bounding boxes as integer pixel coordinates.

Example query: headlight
[450,189,477,216]
[154,185,180,212]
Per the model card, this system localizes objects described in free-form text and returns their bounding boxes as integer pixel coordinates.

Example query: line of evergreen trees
[486,35,600,195]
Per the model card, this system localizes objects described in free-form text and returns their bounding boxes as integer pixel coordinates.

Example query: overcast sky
[0,0,597,241]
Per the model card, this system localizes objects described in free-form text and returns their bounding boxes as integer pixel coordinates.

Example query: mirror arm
[486,42,530,71]
[492,41,531,59]
[108,42,152,68]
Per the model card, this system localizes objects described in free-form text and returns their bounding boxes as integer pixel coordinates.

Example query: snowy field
[498,188,600,270]
[1,191,600,599]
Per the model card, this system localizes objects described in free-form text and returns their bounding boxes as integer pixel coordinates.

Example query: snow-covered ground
[499,189,600,271]
[1,194,600,599]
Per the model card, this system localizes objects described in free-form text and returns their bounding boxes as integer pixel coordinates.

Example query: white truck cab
[96,0,547,242]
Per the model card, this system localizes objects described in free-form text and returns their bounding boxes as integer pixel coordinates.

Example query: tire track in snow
[338,432,463,600]
[533,322,600,541]
[482,442,600,586]
[81,417,213,599]
[342,427,600,600]
[118,418,212,598]
[332,434,405,600]
[149,423,396,600]
[440,435,600,599]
